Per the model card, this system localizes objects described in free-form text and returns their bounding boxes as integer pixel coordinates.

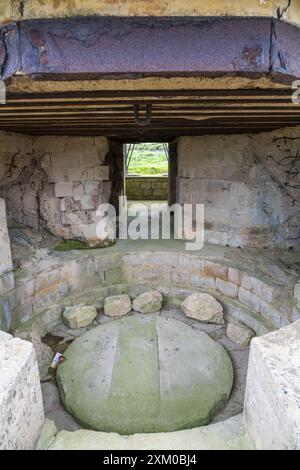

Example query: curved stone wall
[1,245,299,449]
[5,247,298,337]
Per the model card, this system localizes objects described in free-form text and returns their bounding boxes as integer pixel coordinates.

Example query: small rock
[14,329,53,378]
[104,294,132,317]
[63,305,97,329]
[181,293,224,324]
[132,290,163,314]
[226,322,255,347]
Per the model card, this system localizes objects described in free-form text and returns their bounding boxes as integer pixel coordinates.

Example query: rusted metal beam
[16,17,300,82]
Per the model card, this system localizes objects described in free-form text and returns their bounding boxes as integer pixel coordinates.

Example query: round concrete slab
[57,315,234,434]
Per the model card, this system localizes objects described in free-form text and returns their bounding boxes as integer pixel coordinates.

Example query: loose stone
[132,290,163,314]
[63,305,97,329]
[181,293,224,324]
[104,294,132,317]
[226,322,255,347]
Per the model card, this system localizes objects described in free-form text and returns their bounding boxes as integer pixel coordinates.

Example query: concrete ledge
[244,320,300,450]
[6,244,297,336]
[47,414,253,450]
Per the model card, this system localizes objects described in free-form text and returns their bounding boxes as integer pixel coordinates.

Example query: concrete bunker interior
[0,2,300,451]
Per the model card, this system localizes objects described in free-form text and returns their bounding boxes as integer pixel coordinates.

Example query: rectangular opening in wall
[124,143,169,205]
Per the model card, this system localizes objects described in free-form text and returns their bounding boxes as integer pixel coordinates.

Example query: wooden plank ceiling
[0,88,298,141]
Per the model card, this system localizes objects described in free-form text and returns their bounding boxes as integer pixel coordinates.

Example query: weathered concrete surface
[57,315,233,434]
[244,320,300,450]
[0,332,44,449]
[1,123,300,248]
[0,134,111,242]
[43,311,249,428]
[0,198,13,276]
[178,127,300,248]
[2,1,299,27]
[48,414,253,450]
[14,328,53,378]
[5,75,291,96]
[41,382,81,432]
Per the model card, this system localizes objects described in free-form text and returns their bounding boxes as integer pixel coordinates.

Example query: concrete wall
[0,198,14,301]
[126,176,168,201]
[0,126,300,249]
[1,1,299,26]
[35,136,111,242]
[0,198,12,277]
[244,320,300,449]
[178,127,300,248]
[0,331,44,449]
[0,133,117,245]
[293,281,300,322]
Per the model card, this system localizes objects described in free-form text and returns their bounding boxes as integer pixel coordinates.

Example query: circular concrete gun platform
[57,315,234,434]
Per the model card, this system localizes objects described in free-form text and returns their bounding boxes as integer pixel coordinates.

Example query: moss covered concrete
[57,315,233,434]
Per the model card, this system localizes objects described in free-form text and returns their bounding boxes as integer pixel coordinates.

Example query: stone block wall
[126,176,168,200]
[0,126,300,249]
[0,132,118,243]
[122,252,296,329]
[36,136,111,241]
[177,127,300,248]
[7,248,296,336]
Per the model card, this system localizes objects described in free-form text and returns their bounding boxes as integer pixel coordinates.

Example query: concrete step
[44,414,253,450]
